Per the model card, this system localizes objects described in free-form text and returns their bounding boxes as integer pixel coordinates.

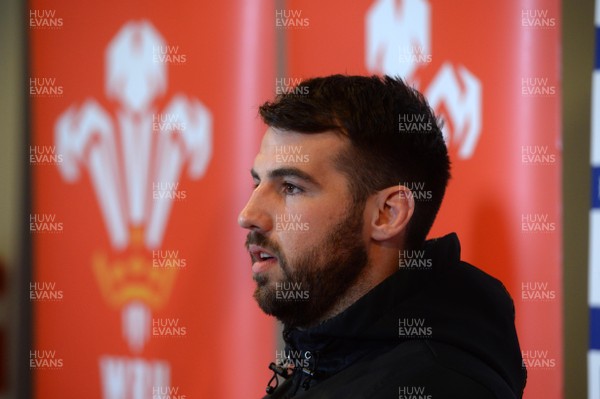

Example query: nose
[238,188,272,233]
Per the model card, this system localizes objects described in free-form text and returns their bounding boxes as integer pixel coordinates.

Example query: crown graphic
[92,228,178,310]
[54,20,212,352]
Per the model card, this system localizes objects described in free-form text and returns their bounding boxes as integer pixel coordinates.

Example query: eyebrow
[250,167,321,187]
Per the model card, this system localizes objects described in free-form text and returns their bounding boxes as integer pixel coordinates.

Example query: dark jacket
[262,233,526,398]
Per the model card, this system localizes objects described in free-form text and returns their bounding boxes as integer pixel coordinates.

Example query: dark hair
[259,75,450,249]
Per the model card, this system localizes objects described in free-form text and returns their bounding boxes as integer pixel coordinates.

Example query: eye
[252,179,260,189]
[283,182,303,195]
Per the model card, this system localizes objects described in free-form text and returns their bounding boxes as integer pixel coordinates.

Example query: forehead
[254,127,348,172]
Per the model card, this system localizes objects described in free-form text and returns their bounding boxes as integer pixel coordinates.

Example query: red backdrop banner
[283,0,561,398]
[29,1,276,398]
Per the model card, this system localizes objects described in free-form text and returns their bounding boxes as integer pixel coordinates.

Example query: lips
[248,244,278,273]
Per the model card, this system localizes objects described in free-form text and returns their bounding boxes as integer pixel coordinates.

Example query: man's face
[238,128,369,328]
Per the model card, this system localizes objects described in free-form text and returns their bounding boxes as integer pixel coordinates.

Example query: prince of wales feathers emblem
[54,20,212,355]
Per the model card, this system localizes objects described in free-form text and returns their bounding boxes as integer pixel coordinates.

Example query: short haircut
[259,75,450,249]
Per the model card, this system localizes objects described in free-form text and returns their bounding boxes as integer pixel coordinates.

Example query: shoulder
[291,340,518,399]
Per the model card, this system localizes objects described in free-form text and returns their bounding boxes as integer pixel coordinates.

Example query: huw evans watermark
[30,281,63,301]
[152,386,187,399]
[152,45,187,65]
[153,113,187,133]
[29,9,63,29]
[398,45,432,64]
[152,250,187,268]
[398,318,432,339]
[275,282,309,301]
[521,213,556,233]
[398,386,432,399]
[521,145,556,165]
[521,77,556,96]
[152,182,187,201]
[275,9,309,28]
[398,113,434,133]
[521,9,556,28]
[398,250,432,270]
[30,77,63,97]
[275,77,309,96]
[152,318,187,337]
[274,145,310,163]
[398,182,432,202]
[275,349,311,369]
[521,281,556,301]
[521,349,556,370]
[29,214,63,233]
[30,350,63,369]
[30,146,63,165]
[275,214,309,232]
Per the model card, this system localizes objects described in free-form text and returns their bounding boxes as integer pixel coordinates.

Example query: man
[238,75,526,398]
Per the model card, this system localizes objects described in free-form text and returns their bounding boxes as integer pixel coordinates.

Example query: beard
[245,201,368,328]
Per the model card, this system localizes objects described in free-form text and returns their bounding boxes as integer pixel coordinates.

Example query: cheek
[277,192,351,252]
[275,213,335,255]
[277,229,313,257]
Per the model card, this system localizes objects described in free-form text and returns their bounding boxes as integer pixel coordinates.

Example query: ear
[369,185,415,241]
